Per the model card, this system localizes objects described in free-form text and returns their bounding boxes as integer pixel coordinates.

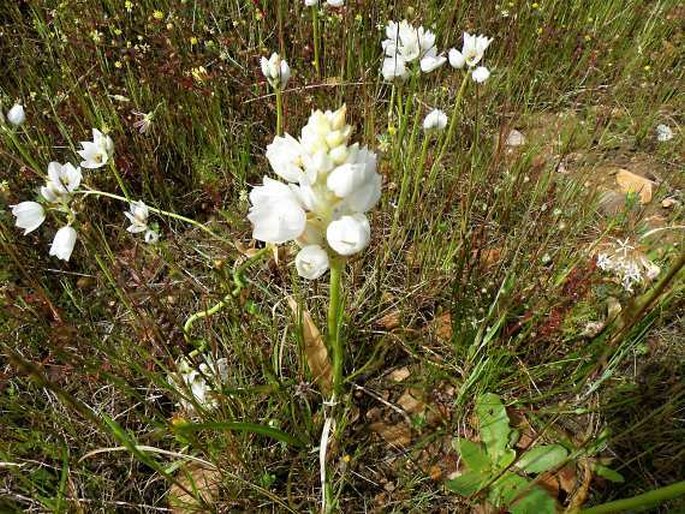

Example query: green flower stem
[184,247,270,349]
[77,188,228,243]
[108,159,131,201]
[411,135,431,204]
[275,88,283,136]
[431,71,470,173]
[328,256,345,399]
[387,83,396,132]
[312,6,321,78]
[580,479,685,514]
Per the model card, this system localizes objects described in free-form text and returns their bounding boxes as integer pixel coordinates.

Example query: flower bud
[326,214,370,255]
[7,103,26,126]
[295,245,330,279]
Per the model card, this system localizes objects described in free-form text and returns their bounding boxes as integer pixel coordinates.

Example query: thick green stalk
[328,257,345,398]
[580,479,685,514]
[275,88,283,136]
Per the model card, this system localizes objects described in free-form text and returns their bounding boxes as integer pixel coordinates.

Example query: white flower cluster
[381,23,493,83]
[248,105,381,279]
[596,239,660,293]
[2,103,26,127]
[168,356,229,413]
[381,20,446,81]
[448,32,493,83]
[10,127,157,259]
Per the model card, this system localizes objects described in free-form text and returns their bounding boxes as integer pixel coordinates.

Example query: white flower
[326,214,371,255]
[132,110,154,134]
[144,229,159,244]
[6,104,26,126]
[472,66,491,83]
[419,48,446,73]
[450,32,493,69]
[448,47,466,69]
[326,0,344,5]
[295,244,330,279]
[49,226,77,261]
[423,109,448,132]
[381,20,441,80]
[304,0,318,5]
[41,162,82,203]
[248,105,380,266]
[11,201,45,234]
[169,356,229,413]
[382,56,409,81]
[247,177,307,243]
[124,200,149,233]
[656,124,673,142]
[77,128,114,169]
[260,53,291,89]
[266,134,305,182]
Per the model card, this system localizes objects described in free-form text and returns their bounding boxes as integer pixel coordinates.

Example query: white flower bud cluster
[247,105,381,279]
[596,238,660,293]
[260,53,291,90]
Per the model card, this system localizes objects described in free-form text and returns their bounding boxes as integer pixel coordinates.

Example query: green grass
[1,0,684,512]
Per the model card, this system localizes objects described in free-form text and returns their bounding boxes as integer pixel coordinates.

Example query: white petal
[49,226,78,261]
[448,48,466,69]
[11,201,46,234]
[472,66,491,83]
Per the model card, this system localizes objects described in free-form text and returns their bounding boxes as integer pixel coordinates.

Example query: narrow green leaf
[446,471,488,497]
[174,421,305,448]
[453,438,490,472]
[476,393,512,462]
[594,464,625,483]
[516,444,568,474]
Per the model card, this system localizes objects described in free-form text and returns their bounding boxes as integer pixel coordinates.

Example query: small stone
[505,129,525,146]
[662,197,679,209]
[615,169,654,204]
[656,124,673,142]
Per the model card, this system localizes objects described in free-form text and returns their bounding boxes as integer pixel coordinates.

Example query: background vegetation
[1,0,683,511]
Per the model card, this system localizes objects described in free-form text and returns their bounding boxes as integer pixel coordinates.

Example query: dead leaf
[431,312,453,342]
[370,421,412,448]
[287,296,333,395]
[377,309,402,330]
[397,390,426,416]
[388,367,411,382]
[615,168,655,204]
[169,463,221,513]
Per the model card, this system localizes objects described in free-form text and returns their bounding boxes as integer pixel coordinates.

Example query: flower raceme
[248,105,381,279]
[381,20,446,81]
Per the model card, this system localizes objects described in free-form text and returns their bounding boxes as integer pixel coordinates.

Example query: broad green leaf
[497,447,517,469]
[476,393,512,462]
[516,444,568,474]
[489,472,529,507]
[446,471,488,497]
[510,484,558,514]
[594,464,625,483]
[453,438,490,472]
